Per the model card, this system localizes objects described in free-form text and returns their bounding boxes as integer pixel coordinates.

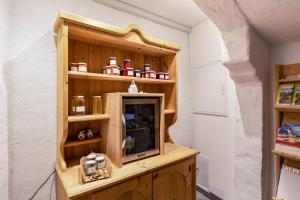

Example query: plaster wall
[269,42,300,196]
[7,0,192,199]
[189,20,236,199]
[0,0,11,199]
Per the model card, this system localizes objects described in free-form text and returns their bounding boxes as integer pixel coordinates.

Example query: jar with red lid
[124,59,131,69]
[144,64,151,71]
[164,73,170,80]
[142,71,150,78]
[134,70,141,78]
[122,68,134,76]
[157,72,165,80]
[149,70,156,79]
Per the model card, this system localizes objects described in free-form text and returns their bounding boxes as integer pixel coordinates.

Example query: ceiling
[236,0,300,44]
[119,0,207,27]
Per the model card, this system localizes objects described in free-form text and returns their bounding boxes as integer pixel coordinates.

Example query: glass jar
[70,63,78,71]
[85,160,97,175]
[144,64,151,71]
[157,72,165,80]
[78,62,87,72]
[92,96,103,115]
[149,70,156,79]
[134,70,141,78]
[71,96,86,115]
[95,156,106,169]
[124,59,131,69]
[109,57,117,66]
[164,73,170,80]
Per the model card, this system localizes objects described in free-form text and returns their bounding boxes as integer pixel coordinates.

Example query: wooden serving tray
[79,153,112,184]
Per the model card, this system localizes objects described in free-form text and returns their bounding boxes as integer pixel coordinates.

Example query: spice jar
[70,63,78,72]
[164,73,170,80]
[122,68,134,76]
[149,70,156,79]
[157,72,165,80]
[92,96,103,115]
[85,160,97,175]
[95,156,106,169]
[142,71,150,78]
[144,64,151,71]
[124,59,131,69]
[71,96,86,115]
[134,70,141,78]
[78,62,88,72]
[109,57,117,66]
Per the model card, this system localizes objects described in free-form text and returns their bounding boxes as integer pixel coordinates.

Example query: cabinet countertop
[56,143,199,198]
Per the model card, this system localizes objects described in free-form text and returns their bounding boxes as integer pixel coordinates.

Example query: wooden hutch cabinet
[54,11,199,200]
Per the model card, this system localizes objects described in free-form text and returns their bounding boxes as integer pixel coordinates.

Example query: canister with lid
[149,70,156,79]
[122,68,134,76]
[134,70,141,78]
[124,59,131,69]
[157,72,165,80]
[71,96,86,115]
[164,73,170,80]
[142,71,150,78]
[95,155,106,169]
[85,160,97,175]
[78,62,88,72]
[70,63,78,71]
[109,57,117,66]
[144,64,151,71]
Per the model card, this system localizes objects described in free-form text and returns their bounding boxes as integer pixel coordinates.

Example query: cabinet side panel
[57,24,69,171]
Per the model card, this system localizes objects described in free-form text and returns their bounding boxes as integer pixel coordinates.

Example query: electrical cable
[49,172,55,200]
[28,170,56,200]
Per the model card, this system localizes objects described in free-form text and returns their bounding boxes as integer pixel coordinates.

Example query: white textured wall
[270,42,300,196]
[7,0,192,199]
[0,0,10,200]
[190,20,236,199]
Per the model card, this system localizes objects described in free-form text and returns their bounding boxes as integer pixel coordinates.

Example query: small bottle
[92,96,103,115]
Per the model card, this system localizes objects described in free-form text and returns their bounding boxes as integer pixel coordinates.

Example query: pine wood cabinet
[153,158,195,200]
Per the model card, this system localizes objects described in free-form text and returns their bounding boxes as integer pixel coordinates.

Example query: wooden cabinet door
[153,158,196,200]
[92,174,152,200]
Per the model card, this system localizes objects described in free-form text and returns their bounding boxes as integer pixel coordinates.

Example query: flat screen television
[122,97,160,163]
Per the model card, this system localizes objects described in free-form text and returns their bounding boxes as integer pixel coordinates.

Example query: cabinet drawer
[92,174,152,200]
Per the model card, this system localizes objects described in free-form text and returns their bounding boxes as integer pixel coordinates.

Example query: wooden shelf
[68,114,110,122]
[164,109,176,114]
[279,77,300,83]
[64,137,102,148]
[68,71,176,84]
[272,149,300,162]
[274,105,300,112]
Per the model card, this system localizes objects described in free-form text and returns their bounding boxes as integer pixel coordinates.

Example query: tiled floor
[196,191,210,200]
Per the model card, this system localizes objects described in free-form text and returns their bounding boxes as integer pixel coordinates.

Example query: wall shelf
[68,114,110,122]
[164,109,176,114]
[64,137,102,148]
[272,149,300,162]
[279,78,300,83]
[68,71,176,84]
[274,105,300,112]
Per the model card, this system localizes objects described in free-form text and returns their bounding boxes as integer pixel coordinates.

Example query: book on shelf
[276,84,294,105]
[292,84,300,106]
[277,122,300,149]
[276,164,300,200]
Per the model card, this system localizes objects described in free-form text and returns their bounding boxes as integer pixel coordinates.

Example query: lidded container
[109,57,117,66]
[142,71,150,78]
[157,72,165,80]
[134,70,141,78]
[164,73,170,80]
[70,63,78,72]
[78,62,88,72]
[85,160,97,175]
[122,68,134,76]
[124,59,131,69]
[149,70,156,79]
[92,96,103,115]
[95,155,106,169]
[71,96,86,115]
[144,64,151,71]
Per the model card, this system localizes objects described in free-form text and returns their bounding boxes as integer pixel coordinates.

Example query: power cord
[28,170,56,200]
